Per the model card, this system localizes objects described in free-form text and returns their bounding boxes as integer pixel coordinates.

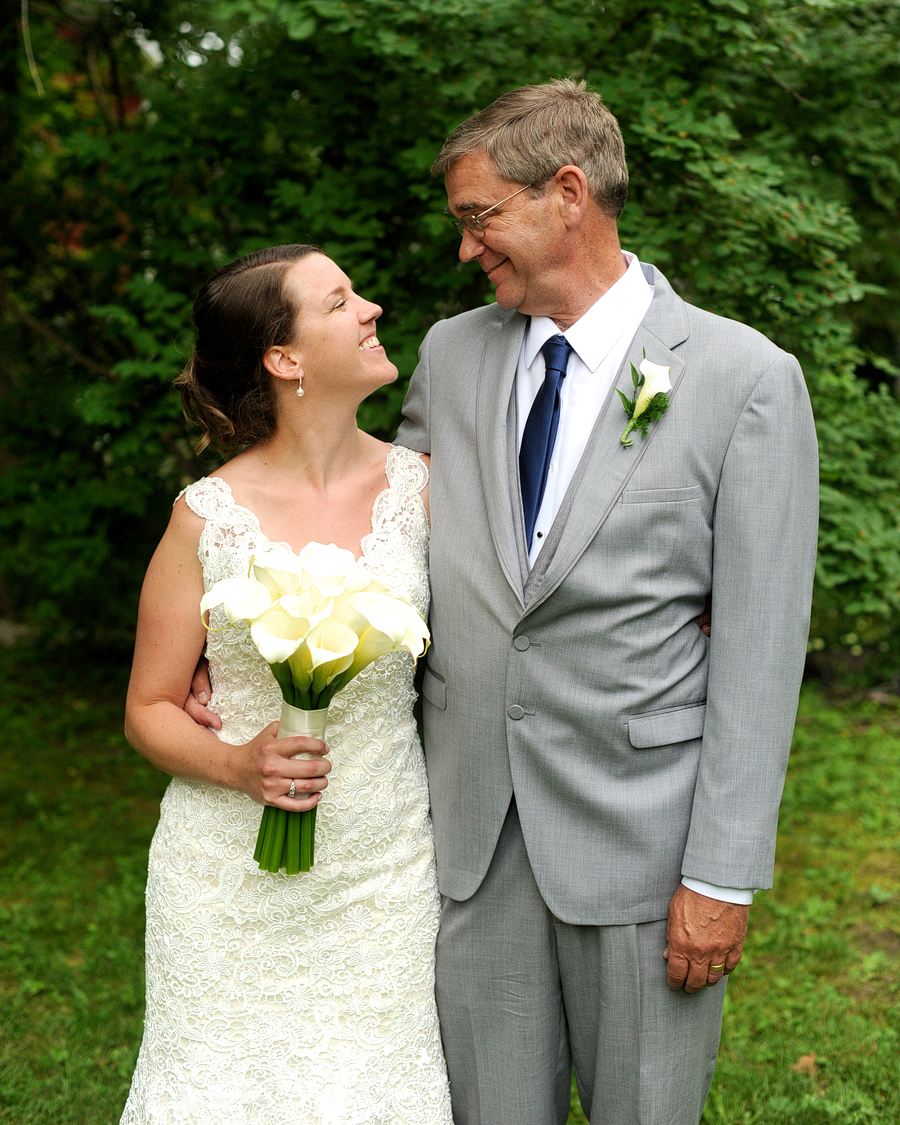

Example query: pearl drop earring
[296,375,304,397]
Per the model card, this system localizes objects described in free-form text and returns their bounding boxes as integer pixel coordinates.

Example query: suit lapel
[523,270,690,613]
[475,307,529,606]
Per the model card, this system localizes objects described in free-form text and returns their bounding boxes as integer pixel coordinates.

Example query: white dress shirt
[516,252,653,569]
[514,251,753,907]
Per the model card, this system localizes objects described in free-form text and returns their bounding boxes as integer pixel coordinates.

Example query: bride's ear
[263,343,303,386]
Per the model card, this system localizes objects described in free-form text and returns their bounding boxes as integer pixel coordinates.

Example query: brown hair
[432,78,628,219]
[175,244,321,455]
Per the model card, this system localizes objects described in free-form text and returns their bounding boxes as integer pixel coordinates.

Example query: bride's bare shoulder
[203,447,257,487]
[359,432,393,462]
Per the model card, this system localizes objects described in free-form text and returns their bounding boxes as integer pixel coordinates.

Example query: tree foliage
[1,0,899,664]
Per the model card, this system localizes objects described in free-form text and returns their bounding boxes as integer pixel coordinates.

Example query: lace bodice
[120,446,452,1125]
[191,445,430,747]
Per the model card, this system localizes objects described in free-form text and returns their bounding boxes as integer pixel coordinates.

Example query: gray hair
[432,78,628,219]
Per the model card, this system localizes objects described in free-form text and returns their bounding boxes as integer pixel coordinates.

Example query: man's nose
[457,228,484,263]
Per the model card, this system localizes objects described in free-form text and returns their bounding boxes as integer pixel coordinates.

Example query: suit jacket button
[513,636,531,651]
[508,705,525,720]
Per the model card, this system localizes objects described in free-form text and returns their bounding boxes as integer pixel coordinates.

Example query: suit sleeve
[681,353,818,890]
[395,323,436,454]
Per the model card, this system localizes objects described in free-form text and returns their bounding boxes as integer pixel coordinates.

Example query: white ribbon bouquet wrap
[201,543,430,873]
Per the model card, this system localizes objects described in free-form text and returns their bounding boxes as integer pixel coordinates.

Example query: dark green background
[1,0,899,678]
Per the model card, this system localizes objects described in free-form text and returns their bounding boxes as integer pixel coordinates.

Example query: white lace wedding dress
[120,446,453,1125]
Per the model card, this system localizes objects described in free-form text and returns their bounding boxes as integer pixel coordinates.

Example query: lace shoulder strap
[176,476,237,521]
[386,445,428,498]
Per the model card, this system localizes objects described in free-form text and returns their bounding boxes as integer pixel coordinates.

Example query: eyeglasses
[448,183,536,237]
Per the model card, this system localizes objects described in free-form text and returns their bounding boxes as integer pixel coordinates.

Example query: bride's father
[396,79,818,1124]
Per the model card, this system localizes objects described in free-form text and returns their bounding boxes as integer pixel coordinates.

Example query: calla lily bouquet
[201,543,429,874]
[618,354,672,446]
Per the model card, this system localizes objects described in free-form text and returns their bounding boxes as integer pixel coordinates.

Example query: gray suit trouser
[435,803,726,1125]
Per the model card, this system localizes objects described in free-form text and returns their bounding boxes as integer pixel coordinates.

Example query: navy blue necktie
[519,334,573,551]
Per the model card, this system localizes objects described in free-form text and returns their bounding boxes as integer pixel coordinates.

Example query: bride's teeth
[361,337,379,351]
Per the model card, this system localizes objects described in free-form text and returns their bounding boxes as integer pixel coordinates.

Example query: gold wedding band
[709,964,726,972]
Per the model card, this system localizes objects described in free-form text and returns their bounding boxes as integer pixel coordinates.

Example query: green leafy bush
[1,0,898,668]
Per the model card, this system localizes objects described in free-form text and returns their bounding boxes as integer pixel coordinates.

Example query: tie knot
[541,335,572,380]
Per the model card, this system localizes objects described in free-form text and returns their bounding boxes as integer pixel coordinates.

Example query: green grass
[0,649,897,1123]
[0,649,167,1123]
[698,688,900,1124]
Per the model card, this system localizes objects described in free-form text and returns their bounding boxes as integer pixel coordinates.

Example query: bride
[121,245,453,1124]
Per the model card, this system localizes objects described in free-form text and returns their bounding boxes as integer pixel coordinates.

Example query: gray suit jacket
[397,263,818,926]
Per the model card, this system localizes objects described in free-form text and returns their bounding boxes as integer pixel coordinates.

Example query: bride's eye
[332,297,348,310]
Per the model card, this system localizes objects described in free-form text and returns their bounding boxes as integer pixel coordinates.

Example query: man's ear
[263,343,303,384]
[553,165,590,228]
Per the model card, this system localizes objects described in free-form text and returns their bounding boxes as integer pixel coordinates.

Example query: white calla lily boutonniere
[618,354,672,446]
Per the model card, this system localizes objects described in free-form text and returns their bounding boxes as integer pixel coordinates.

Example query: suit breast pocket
[619,485,702,505]
[605,485,709,579]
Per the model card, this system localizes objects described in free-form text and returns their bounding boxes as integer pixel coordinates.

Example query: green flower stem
[259,807,275,871]
[259,807,277,872]
[266,809,284,871]
[620,418,637,446]
[256,805,277,869]
[300,806,317,871]
[285,810,302,875]
[253,806,309,874]
[270,661,297,707]
[253,807,269,864]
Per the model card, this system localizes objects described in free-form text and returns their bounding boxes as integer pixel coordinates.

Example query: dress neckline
[205,444,405,565]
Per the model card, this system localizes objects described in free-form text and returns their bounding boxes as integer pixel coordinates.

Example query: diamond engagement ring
[288,780,297,799]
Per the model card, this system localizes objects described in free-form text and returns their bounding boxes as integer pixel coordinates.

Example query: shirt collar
[523,252,653,372]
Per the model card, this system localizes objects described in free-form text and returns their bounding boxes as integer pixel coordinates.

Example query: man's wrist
[681,876,755,906]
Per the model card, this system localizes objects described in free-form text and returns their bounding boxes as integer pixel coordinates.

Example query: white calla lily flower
[345,626,398,675]
[248,603,309,664]
[340,566,387,594]
[200,576,274,625]
[250,553,305,598]
[321,589,373,636]
[306,622,360,694]
[633,358,672,420]
[350,591,430,657]
[279,590,333,628]
[297,542,359,594]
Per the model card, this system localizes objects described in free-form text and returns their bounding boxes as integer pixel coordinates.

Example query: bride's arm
[124,496,330,809]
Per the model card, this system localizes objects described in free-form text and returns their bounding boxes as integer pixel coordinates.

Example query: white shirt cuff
[681,877,755,905]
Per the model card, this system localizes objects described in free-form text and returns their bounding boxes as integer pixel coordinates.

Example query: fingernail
[198,692,209,704]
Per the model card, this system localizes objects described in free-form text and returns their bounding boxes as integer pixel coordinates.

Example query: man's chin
[491,283,524,310]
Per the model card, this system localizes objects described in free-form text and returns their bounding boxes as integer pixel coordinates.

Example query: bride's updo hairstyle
[176,243,321,455]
